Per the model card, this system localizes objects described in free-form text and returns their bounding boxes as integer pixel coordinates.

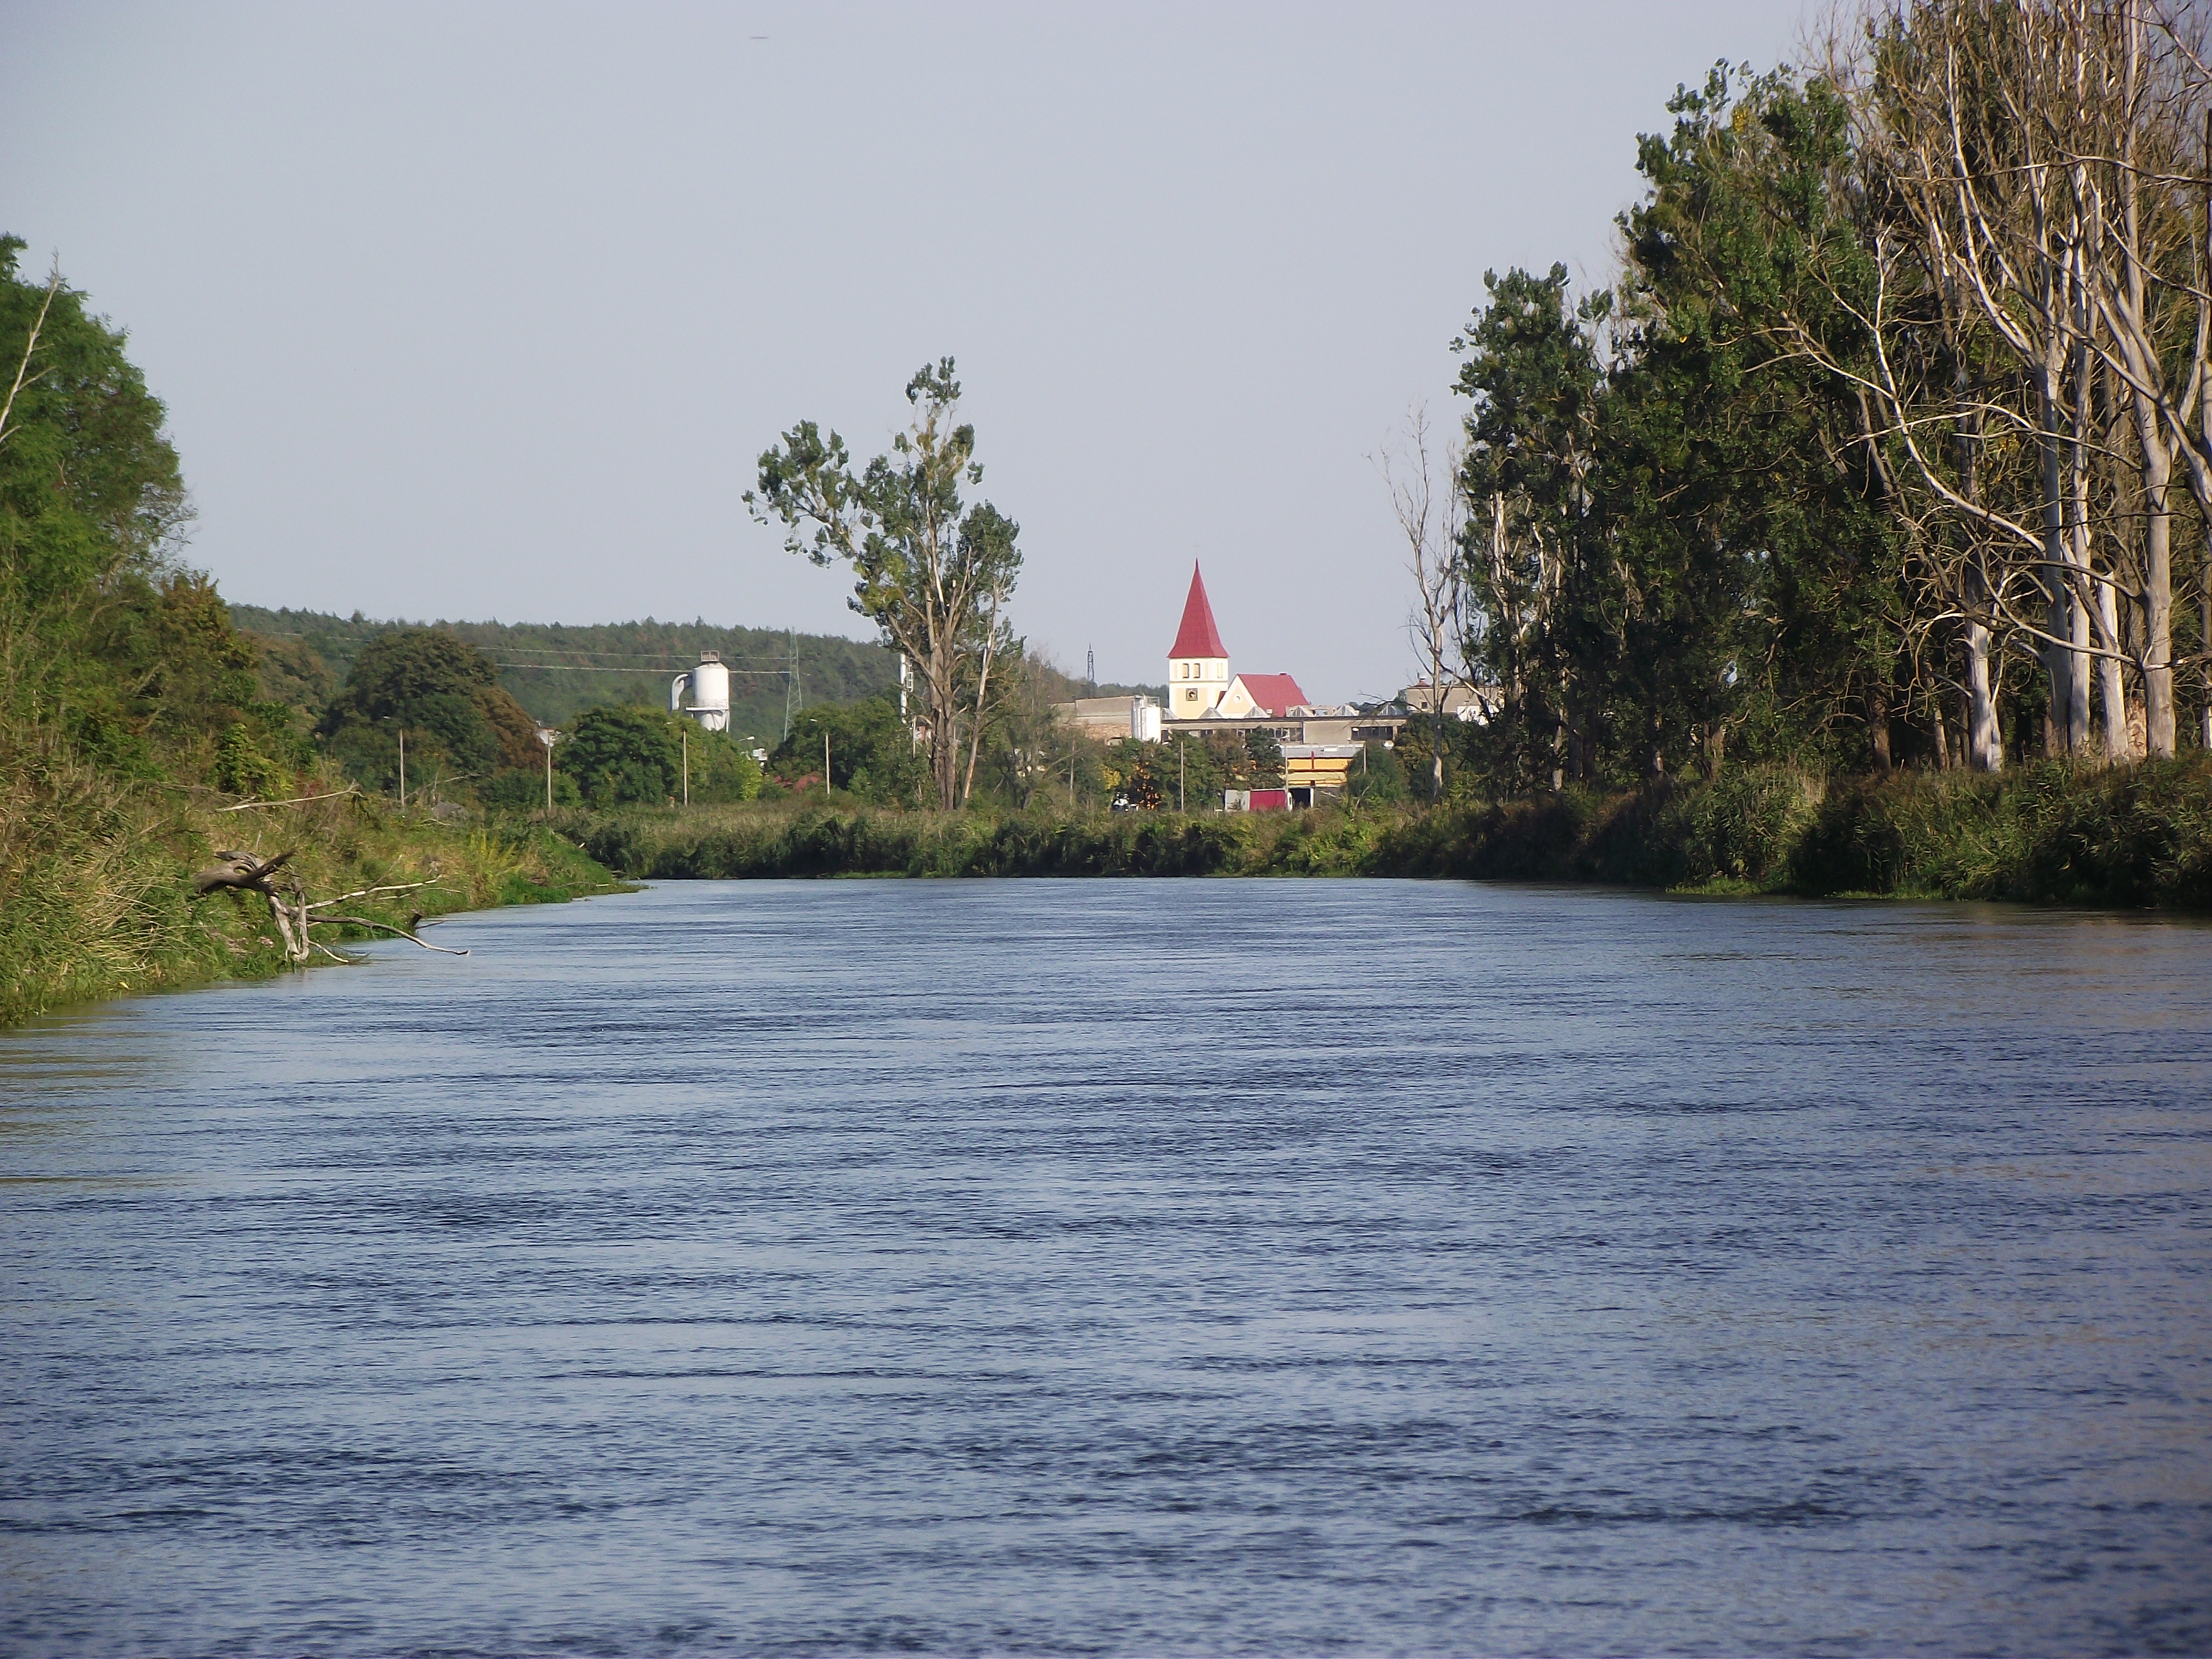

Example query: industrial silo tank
[671,651,732,732]
[691,653,730,722]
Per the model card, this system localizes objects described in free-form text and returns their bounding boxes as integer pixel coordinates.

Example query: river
[3,879,2208,1655]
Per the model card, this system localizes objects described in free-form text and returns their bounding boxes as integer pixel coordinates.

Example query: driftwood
[190,848,466,966]
[310,915,468,956]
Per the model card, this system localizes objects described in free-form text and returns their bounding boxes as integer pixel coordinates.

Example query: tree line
[1420,0,2211,795]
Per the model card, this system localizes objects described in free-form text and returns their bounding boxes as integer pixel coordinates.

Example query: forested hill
[227,607,901,740]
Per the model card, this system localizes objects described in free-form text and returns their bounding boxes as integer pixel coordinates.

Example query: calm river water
[3,879,2209,1656]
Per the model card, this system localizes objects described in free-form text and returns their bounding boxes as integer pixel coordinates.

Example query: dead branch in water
[310,914,469,955]
[189,848,467,966]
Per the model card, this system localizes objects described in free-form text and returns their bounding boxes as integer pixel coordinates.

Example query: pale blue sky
[4,1,1809,701]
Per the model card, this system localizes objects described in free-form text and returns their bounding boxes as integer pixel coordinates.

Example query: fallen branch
[305,879,448,910]
[216,786,362,813]
[190,849,465,965]
[311,914,470,956]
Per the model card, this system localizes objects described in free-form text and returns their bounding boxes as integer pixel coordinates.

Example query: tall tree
[0,236,293,782]
[1378,404,1467,802]
[748,360,1023,810]
[1453,264,1606,788]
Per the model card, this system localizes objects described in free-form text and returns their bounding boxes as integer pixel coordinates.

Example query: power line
[493,655,796,668]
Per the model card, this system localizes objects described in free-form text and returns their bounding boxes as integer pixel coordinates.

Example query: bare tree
[1798,0,2212,762]
[1377,406,1469,802]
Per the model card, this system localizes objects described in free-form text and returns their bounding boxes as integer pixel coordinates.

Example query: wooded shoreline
[11,758,2202,1031]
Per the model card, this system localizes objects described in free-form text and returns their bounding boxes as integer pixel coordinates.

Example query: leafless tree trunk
[959,582,1010,806]
[1378,406,1468,804]
[0,263,60,452]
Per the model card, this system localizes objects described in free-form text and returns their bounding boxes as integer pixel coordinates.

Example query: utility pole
[1178,738,1185,813]
[783,628,800,743]
[1086,645,1095,695]
[538,728,560,810]
[825,731,832,799]
[397,727,406,808]
[682,726,689,807]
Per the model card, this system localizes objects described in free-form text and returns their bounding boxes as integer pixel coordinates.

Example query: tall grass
[564,759,2212,910]
[0,743,622,1027]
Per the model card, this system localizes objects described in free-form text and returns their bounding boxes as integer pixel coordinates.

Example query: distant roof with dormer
[1169,562,1229,659]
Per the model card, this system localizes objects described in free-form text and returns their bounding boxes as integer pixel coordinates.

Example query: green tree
[1107,739,1167,810]
[559,705,684,806]
[769,695,927,805]
[1615,62,1908,775]
[0,238,290,782]
[1453,263,1608,790]
[320,628,541,792]
[687,728,763,804]
[1242,726,1285,788]
[748,359,1024,809]
[212,722,286,800]
[1345,739,1408,806]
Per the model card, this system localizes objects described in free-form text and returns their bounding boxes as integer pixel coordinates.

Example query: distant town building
[1055,694,1162,742]
[1280,743,1364,806]
[1216,672,1310,720]
[1399,681,1501,723]
[1054,561,1413,809]
[1166,562,1232,719]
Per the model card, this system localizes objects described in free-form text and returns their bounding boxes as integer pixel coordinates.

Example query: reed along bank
[567,759,2212,910]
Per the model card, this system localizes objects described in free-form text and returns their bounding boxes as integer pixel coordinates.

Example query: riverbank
[0,762,622,1028]
[561,758,2212,909]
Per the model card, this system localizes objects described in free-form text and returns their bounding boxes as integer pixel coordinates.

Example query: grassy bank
[564,759,2212,909]
[1,752,622,1029]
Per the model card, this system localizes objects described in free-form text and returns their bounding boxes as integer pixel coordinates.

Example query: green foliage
[0,766,621,1029]
[768,695,925,806]
[0,239,302,788]
[0,239,625,1028]
[1345,739,1408,806]
[1243,726,1285,789]
[748,359,1024,808]
[246,629,340,726]
[559,704,684,806]
[0,238,187,621]
[479,766,582,812]
[1449,66,1929,790]
[212,723,287,800]
[1107,739,1167,809]
[226,604,900,738]
[546,755,2212,909]
[688,728,764,804]
[1788,760,2212,906]
[319,627,541,792]
[1099,728,1294,812]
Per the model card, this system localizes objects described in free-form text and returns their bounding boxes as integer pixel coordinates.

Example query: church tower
[1166,561,1230,721]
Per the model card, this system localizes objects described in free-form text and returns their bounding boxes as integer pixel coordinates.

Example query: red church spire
[1168,561,1229,659]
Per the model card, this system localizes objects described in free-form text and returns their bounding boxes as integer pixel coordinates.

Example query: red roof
[1232,673,1308,717]
[1169,562,1229,659]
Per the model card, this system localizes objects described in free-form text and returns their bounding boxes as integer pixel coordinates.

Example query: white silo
[670,650,732,732]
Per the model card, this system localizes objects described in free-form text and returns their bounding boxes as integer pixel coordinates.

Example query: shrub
[212,723,288,800]
[560,705,684,806]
